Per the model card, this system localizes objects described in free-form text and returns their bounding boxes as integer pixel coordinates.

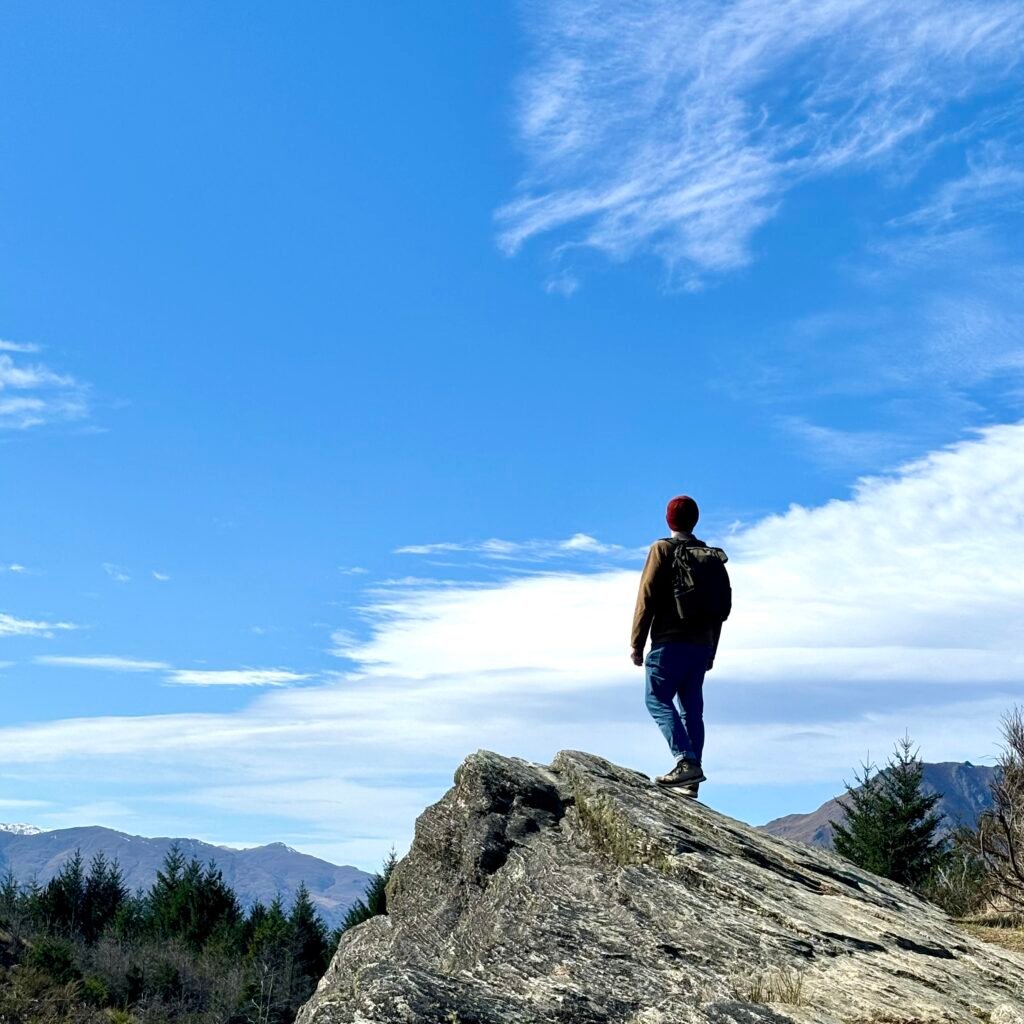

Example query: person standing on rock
[631,495,731,798]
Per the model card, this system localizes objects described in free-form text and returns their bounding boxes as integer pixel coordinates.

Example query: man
[631,495,725,797]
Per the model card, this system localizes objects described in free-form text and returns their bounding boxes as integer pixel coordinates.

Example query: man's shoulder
[648,538,676,558]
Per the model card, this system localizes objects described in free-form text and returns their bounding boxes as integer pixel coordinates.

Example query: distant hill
[760,761,998,848]
[0,825,372,929]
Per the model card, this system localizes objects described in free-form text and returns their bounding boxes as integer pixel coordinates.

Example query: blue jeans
[645,641,711,763]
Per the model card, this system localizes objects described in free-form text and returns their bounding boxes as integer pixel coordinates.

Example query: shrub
[976,707,1024,910]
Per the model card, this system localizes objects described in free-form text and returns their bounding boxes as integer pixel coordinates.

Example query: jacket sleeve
[631,543,662,653]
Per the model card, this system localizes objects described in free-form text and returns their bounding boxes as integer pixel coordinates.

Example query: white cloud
[339,566,369,576]
[894,143,1024,230]
[328,630,360,658]
[102,563,131,584]
[0,347,89,430]
[0,358,73,391]
[1,425,1022,860]
[395,533,634,561]
[0,613,77,638]
[777,416,910,468]
[33,654,311,687]
[152,571,170,582]
[36,655,171,672]
[1,564,27,574]
[165,668,312,687]
[499,0,1024,285]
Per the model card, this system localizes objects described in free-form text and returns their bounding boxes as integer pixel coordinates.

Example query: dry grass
[962,923,1024,953]
[736,967,806,1006]
[573,793,674,873]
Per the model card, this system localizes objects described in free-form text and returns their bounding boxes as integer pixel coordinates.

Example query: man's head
[666,495,699,533]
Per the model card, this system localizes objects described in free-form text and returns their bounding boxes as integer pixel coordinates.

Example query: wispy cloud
[395,532,636,562]
[499,0,1024,286]
[152,571,170,582]
[38,655,310,688]
[328,630,360,658]
[777,416,911,469]
[36,655,171,672]
[0,344,90,430]
[893,142,1024,230]
[165,668,312,687]
[102,563,131,584]
[338,566,369,576]
[0,613,77,638]
[722,213,1024,462]
[1,564,28,574]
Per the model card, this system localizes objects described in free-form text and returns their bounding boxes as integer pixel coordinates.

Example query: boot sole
[655,772,706,788]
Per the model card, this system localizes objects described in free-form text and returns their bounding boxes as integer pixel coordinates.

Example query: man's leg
[644,644,693,761]
[675,644,711,765]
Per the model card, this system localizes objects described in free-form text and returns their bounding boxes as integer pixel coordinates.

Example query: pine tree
[338,849,397,935]
[288,883,330,1005]
[82,852,128,943]
[39,850,86,937]
[831,736,944,891]
[0,868,30,943]
[0,868,19,924]
[147,847,241,950]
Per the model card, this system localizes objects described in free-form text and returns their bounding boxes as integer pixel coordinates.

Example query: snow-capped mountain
[0,823,44,836]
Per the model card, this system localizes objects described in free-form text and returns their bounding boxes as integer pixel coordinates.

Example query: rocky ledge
[298,751,1024,1024]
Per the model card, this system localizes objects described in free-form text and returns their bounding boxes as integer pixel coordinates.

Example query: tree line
[832,706,1024,920]
[0,845,393,1024]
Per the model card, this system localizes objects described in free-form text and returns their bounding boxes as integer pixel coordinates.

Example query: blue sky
[2,0,1024,869]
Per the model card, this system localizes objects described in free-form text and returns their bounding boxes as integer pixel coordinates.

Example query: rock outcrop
[299,750,1024,1024]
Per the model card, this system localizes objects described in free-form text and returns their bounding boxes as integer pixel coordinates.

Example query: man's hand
[630,649,644,667]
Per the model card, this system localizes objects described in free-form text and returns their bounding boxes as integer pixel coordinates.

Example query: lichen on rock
[298,750,1024,1024]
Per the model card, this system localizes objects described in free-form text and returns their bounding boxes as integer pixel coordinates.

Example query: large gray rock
[299,750,1024,1024]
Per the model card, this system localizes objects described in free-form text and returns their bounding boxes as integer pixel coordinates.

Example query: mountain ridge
[760,760,998,848]
[0,824,371,929]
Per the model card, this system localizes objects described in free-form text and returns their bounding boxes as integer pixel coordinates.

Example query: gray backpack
[668,539,732,625]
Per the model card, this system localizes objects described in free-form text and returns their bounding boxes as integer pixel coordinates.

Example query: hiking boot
[655,759,705,787]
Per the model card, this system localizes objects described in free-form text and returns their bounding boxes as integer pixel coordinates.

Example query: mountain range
[760,761,998,847]
[3,759,995,927]
[0,825,371,930]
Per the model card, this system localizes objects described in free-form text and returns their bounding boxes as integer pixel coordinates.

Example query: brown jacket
[631,535,721,653]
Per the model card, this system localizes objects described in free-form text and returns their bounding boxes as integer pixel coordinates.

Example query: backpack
[668,539,732,625]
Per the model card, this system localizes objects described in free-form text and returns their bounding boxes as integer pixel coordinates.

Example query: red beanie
[666,495,699,532]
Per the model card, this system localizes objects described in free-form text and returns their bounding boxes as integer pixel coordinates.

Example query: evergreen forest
[0,844,379,1024]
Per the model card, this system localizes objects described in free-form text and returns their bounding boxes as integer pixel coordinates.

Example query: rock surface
[299,750,1024,1024]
